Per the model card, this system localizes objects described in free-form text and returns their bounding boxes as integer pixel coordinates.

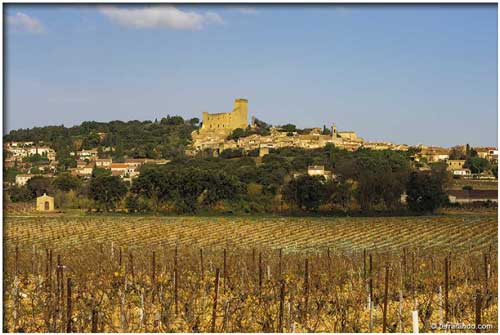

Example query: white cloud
[7,12,44,34]
[99,5,224,31]
[236,7,258,15]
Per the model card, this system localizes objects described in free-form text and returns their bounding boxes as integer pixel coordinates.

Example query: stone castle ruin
[200,98,248,134]
[189,98,387,156]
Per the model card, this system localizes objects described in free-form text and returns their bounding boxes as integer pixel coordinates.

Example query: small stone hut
[36,193,54,212]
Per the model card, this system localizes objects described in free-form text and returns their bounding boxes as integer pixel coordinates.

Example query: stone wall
[201,98,248,133]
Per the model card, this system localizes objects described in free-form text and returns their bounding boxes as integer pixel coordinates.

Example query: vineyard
[4,214,498,332]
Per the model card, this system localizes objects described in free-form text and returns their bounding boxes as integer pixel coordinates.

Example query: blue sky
[5,4,498,147]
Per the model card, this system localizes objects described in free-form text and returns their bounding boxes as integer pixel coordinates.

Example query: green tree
[53,174,81,192]
[189,117,200,126]
[160,115,184,126]
[283,175,327,211]
[4,167,21,184]
[8,186,32,202]
[82,131,101,149]
[92,167,112,178]
[125,194,148,213]
[406,171,448,213]
[322,125,331,135]
[204,171,244,206]
[220,148,243,159]
[326,179,353,212]
[465,157,490,174]
[97,146,106,159]
[171,168,208,213]
[131,166,171,211]
[449,146,466,160]
[227,128,247,141]
[89,176,127,211]
[280,124,297,133]
[26,176,54,198]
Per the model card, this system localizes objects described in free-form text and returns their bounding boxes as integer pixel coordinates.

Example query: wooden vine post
[278,280,285,333]
[475,289,482,333]
[303,258,309,322]
[382,265,389,333]
[326,247,331,278]
[363,249,367,282]
[278,249,283,280]
[15,244,19,276]
[66,278,72,333]
[119,246,122,268]
[129,253,135,280]
[252,248,256,274]
[56,255,62,302]
[223,248,227,293]
[483,252,489,295]
[91,308,98,333]
[444,257,449,323]
[369,254,373,305]
[151,251,156,302]
[200,248,204,282]
[211,268,220,333]
[258,252,263,295]
[174,245,179,315]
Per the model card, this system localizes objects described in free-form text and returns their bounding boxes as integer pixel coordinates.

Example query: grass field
[3,213,498,332]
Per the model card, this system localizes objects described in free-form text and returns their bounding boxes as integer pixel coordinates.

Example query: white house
[452,168,471,176]
[15,174,34,186]
[307,165,334,181]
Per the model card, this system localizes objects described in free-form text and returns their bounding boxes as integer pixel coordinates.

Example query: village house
[363,142,392,151]
[418,147,449,162]
[447,159,466,170]
[259,146,270,157]
[74,149,98,161]
[72,161,94,177]
[4,157,17,168]
[307,165,334,181]
[124,158,145,169]
[338,131,359,141]
[27,146,56,161]
[96,158,112,168]
[475,147,490,160]
[452,168,471,176]
[7,146,29,159]
[48,160,59,172]
[143,158,170,165]
[110,163,140,180]
[76,160,87,169]
[15,174,34,186]
[486,147,498,163]
[8,141,34,147]
[110,163,131,177]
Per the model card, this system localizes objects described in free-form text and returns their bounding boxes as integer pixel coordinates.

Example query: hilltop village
[3,98,498,215]
[4,98,498,187]
[190,98,498,175]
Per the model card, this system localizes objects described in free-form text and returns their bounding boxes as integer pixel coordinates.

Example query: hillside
[4,116,199,161]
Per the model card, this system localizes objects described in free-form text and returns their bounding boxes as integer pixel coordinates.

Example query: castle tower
[199,98,249,133]
[232,98,248,129]
[331,123,338,138]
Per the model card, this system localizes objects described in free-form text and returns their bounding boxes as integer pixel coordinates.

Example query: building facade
[36,193,55,212]
[200,98,248,133]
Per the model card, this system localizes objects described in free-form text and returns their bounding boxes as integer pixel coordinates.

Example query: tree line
[4,116,199,172]
[6,144,451,215]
